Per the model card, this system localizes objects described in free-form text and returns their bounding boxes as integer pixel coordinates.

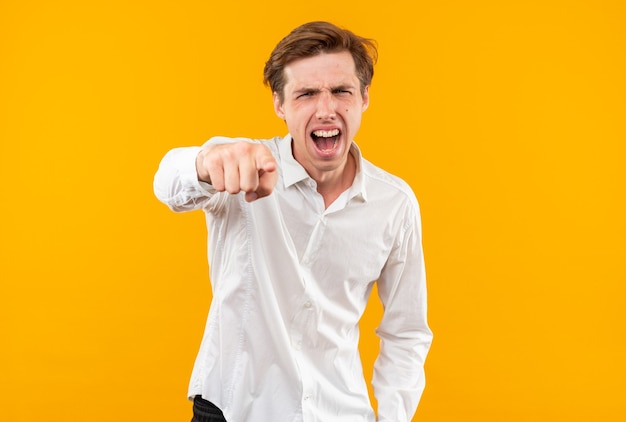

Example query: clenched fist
[196,142,278,202]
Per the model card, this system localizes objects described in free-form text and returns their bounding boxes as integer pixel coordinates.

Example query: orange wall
[1,1,624,421]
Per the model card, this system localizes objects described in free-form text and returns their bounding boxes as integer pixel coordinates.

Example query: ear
[273,92,285,119]
[361,85,370,112]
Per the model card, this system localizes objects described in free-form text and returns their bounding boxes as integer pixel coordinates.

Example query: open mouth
[311,129,341,153]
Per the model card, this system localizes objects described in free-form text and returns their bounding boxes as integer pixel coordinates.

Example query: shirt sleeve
[373,204,433,422]
[153,145,218,212]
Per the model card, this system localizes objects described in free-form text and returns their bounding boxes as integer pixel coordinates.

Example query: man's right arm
[153,146,211,212]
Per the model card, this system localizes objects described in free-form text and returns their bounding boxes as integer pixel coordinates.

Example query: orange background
[1,1,624,421]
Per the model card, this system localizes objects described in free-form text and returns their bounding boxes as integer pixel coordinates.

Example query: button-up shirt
[153,135,432,422]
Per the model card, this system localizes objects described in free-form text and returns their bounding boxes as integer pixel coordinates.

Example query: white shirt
[153,135,432,422]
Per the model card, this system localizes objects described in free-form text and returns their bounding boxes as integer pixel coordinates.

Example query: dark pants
[191,396,227,422]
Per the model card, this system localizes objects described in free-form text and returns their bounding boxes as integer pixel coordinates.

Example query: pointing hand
[196,142,278,202]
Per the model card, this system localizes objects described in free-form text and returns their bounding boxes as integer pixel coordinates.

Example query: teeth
[312,129,340,138]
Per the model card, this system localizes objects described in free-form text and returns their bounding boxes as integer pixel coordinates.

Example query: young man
[154,21,432,422]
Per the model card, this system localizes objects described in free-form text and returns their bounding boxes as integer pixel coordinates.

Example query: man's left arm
[373,207,433,422]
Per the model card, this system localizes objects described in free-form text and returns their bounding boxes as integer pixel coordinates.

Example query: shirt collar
[279,134,309,188]
[278,134,368,202]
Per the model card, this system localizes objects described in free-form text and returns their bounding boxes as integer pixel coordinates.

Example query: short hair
[263,21,378,102]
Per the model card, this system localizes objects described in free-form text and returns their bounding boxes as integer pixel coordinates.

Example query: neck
[315,151,356,208]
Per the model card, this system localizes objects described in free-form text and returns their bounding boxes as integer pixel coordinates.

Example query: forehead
[283,51,358,89]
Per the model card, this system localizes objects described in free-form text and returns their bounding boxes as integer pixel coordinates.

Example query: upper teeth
[313,129,339,138]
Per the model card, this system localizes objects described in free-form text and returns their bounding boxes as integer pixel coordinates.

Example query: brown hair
[263,21,378,102]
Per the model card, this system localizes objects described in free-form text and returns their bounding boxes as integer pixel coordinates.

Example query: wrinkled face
[273,51,369,182]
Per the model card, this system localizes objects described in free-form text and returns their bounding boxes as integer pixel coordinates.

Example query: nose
[315,92,336,120]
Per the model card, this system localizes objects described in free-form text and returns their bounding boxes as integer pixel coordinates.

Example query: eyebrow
[331,84,356,92]
[294,84,356,95]
[293,88,319,96]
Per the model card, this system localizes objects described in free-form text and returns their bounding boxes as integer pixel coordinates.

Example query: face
[273,51,369,184]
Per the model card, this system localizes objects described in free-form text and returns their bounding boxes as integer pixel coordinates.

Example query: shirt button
[304,395,311,401]
[304,301,312,308]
